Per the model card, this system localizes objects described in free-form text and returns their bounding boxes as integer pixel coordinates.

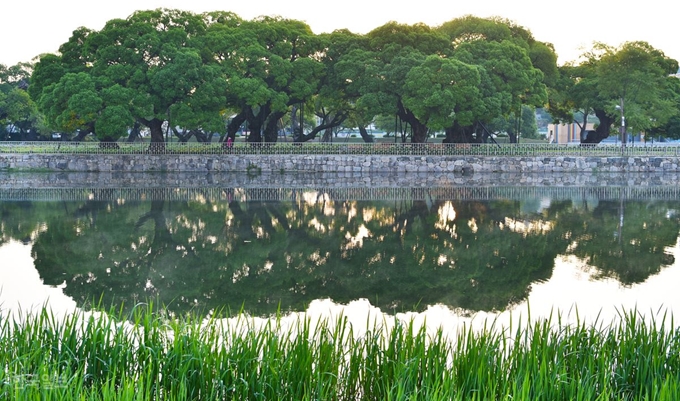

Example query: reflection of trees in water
[549,199,679,285]
[0,201,66,245]
[2,192,677,316]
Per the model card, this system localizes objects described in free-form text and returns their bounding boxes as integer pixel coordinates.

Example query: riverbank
[2,153,680,173]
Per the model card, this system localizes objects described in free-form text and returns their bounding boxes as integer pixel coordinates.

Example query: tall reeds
[1,304,678,400]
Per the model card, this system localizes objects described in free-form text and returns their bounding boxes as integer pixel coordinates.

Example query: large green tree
[201,16,323,143]
[30,29,99,141]
[38,72,131,142]
[551,41,678,143]
[647,75,680,140]
[296,29,366,143]
[0,62,45,140]
[437,16,553,143]
[32,9,227,146]
[88,9,225,146]
[596,42,678,141]
[334,22,483,143]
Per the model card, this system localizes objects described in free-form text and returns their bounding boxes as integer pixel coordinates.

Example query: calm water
[2,172,680,332]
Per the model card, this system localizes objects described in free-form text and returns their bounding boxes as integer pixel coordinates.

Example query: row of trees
[2,9,679,145]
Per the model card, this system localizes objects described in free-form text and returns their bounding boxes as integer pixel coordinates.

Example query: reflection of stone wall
[3,185,680,202]
[2,171,680,189]
[1,154,680,173]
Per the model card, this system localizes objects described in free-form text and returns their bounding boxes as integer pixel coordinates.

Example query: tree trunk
[193,130,209,143]
[172,127,193,143]
[576,111,589,143]
[298,111,347,142]
[290,105,300,142]
[581,109,614,144]
[72,130,90,142]
[321,127,333,142]
[245,105,270,144]
[225,111,247,142]
[358,126,374,143]
[247,117,263,143]
[72,122,95,142]
[444,122,476,143]
[221,111,246,150]
[397,100,428,143]
[145,118,166,152]
[478,122,499,144]
[126,122,141,143]
[263,111,284,143]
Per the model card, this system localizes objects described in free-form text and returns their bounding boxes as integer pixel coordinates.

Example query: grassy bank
[3,140,680,158]
[1,306,679,400]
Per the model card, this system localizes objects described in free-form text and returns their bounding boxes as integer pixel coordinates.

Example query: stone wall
[3,171,680,203]
[1,153,680,173]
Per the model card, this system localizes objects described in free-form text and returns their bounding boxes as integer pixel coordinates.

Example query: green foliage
[434,16,553,142]
[1,305,679,400]
[335,22,470,142]
[0,62,45,140]
[202,16,324,142]
[403,55,481,129]
[488,105,540,138]
[0,87,42,139]
[454,40,547,114]
[29,9,227,144]
[25,10,678,146]
[550,42,679,142]
[596,42,678,132]
[39,72,100,135]
[648,76,680,139]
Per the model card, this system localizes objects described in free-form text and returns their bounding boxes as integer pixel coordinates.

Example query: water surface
[1,172,679,332]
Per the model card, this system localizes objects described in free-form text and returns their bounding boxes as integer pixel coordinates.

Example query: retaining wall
[1,154,680,173]
[3,171,680,203]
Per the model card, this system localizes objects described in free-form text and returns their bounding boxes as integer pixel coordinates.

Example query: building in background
[547,122,596,144]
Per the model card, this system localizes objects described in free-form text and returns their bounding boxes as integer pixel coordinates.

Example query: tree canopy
[549,42,679,143]
[12,10,676,144]
[1,62,45,140]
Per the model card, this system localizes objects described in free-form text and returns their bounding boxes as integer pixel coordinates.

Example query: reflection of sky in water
[0,241,77,317]
[2,235,679,334]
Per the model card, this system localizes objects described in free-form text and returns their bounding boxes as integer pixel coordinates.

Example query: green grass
[1,305,679,400]
[2,140,680,158]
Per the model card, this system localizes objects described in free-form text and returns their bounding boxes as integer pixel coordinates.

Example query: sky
[1,0,678,67]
